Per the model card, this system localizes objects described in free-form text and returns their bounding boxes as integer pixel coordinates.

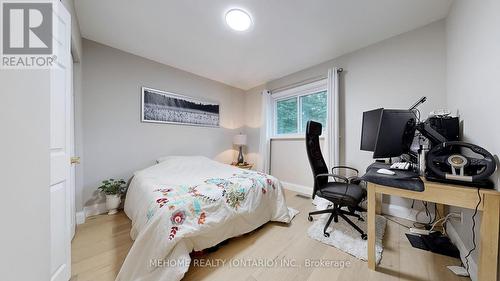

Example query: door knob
[70,157,80,165]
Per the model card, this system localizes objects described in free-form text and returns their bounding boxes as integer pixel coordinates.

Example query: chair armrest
[348,176,362,185]
[316,173,349,183]
[332,166,359,176]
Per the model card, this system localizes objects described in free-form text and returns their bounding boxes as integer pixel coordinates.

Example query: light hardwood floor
[71,191,470,281]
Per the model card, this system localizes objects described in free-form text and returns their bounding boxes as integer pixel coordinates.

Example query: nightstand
[231,162,253,170]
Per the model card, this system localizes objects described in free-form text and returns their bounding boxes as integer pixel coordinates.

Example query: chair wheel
[361,234,367,240]
[307,215,313,222]
[324,232,330,238]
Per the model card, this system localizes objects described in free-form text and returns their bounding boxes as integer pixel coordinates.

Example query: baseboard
[76,211,86,225]
[281,181,312,196]
[446,223,478,281]
[281,182,436,222]
[83,202,107,217]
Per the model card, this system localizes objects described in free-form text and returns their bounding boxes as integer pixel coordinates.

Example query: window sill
[271,136,325,140]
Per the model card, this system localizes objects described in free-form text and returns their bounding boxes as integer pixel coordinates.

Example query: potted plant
[98,179,127,215]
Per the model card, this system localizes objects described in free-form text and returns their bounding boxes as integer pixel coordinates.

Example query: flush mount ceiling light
[225,9,252,31]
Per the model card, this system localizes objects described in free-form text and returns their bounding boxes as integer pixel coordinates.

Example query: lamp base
[237,146,244,165]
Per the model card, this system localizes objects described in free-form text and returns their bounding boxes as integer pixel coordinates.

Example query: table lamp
[233,134,247,165]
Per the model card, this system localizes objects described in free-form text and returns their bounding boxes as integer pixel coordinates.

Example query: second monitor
[361,108,417,159]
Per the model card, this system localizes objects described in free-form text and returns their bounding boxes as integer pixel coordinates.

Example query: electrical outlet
[409,227,434,235]
[449,212,462,224]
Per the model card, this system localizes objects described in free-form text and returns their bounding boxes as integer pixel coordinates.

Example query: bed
[116,156,297,281]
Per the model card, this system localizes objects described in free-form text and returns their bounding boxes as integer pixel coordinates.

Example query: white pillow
[156,155,210,164]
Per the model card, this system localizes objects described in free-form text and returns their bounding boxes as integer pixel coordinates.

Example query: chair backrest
[305,121,329,198]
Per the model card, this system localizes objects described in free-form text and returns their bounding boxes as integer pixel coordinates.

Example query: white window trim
[272,79,327,139]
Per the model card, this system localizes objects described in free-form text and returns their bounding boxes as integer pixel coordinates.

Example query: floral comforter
[116,156,296,281]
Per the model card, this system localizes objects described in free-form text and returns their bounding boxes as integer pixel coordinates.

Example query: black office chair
[305,120,367,240]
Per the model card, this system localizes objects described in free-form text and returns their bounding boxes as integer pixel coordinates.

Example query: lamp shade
[233,134,247,146]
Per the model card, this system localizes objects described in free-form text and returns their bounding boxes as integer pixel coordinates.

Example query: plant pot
[105,194,121,215]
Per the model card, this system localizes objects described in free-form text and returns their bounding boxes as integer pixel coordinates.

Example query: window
[276,97,298,134]
[300,91,327,132]
[273,80,328,137]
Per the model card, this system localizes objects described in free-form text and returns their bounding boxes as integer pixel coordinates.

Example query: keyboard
[390,162,411,170]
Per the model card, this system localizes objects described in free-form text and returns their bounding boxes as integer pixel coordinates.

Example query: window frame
[272,79,328,139]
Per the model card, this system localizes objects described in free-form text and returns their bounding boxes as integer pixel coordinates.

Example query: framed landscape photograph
[141,87,220,127]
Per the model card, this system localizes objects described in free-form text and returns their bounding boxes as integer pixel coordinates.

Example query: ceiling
[75,0,452,90]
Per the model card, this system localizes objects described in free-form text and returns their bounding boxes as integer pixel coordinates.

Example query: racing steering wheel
[426,141,496,182]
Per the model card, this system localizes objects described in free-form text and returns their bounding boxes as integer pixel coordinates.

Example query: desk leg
[367,183,376,270]
[478,194,500,281]
[376,193,382,215]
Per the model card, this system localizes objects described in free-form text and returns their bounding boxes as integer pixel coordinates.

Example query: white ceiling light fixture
[225,9,252,31]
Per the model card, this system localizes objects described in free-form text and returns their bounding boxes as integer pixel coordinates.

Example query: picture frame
[141,86,220,127]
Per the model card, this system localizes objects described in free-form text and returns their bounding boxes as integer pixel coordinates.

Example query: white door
[50,2,72,281]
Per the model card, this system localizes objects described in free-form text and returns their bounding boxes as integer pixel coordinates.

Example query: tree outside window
[275,90,327,135]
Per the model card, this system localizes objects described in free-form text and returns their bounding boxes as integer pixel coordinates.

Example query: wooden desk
[367,179,500,281]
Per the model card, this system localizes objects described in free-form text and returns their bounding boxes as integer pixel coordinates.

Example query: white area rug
[308,197,387,264]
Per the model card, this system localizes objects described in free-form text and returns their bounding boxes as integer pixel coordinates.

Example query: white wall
[81,40,246,209]
[246,20,447,207]
[0,70,51,280]
[446,0,500,277]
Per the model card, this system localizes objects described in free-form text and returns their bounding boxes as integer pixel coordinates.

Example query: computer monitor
[373,109,417,158]
[360,108,383,152]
